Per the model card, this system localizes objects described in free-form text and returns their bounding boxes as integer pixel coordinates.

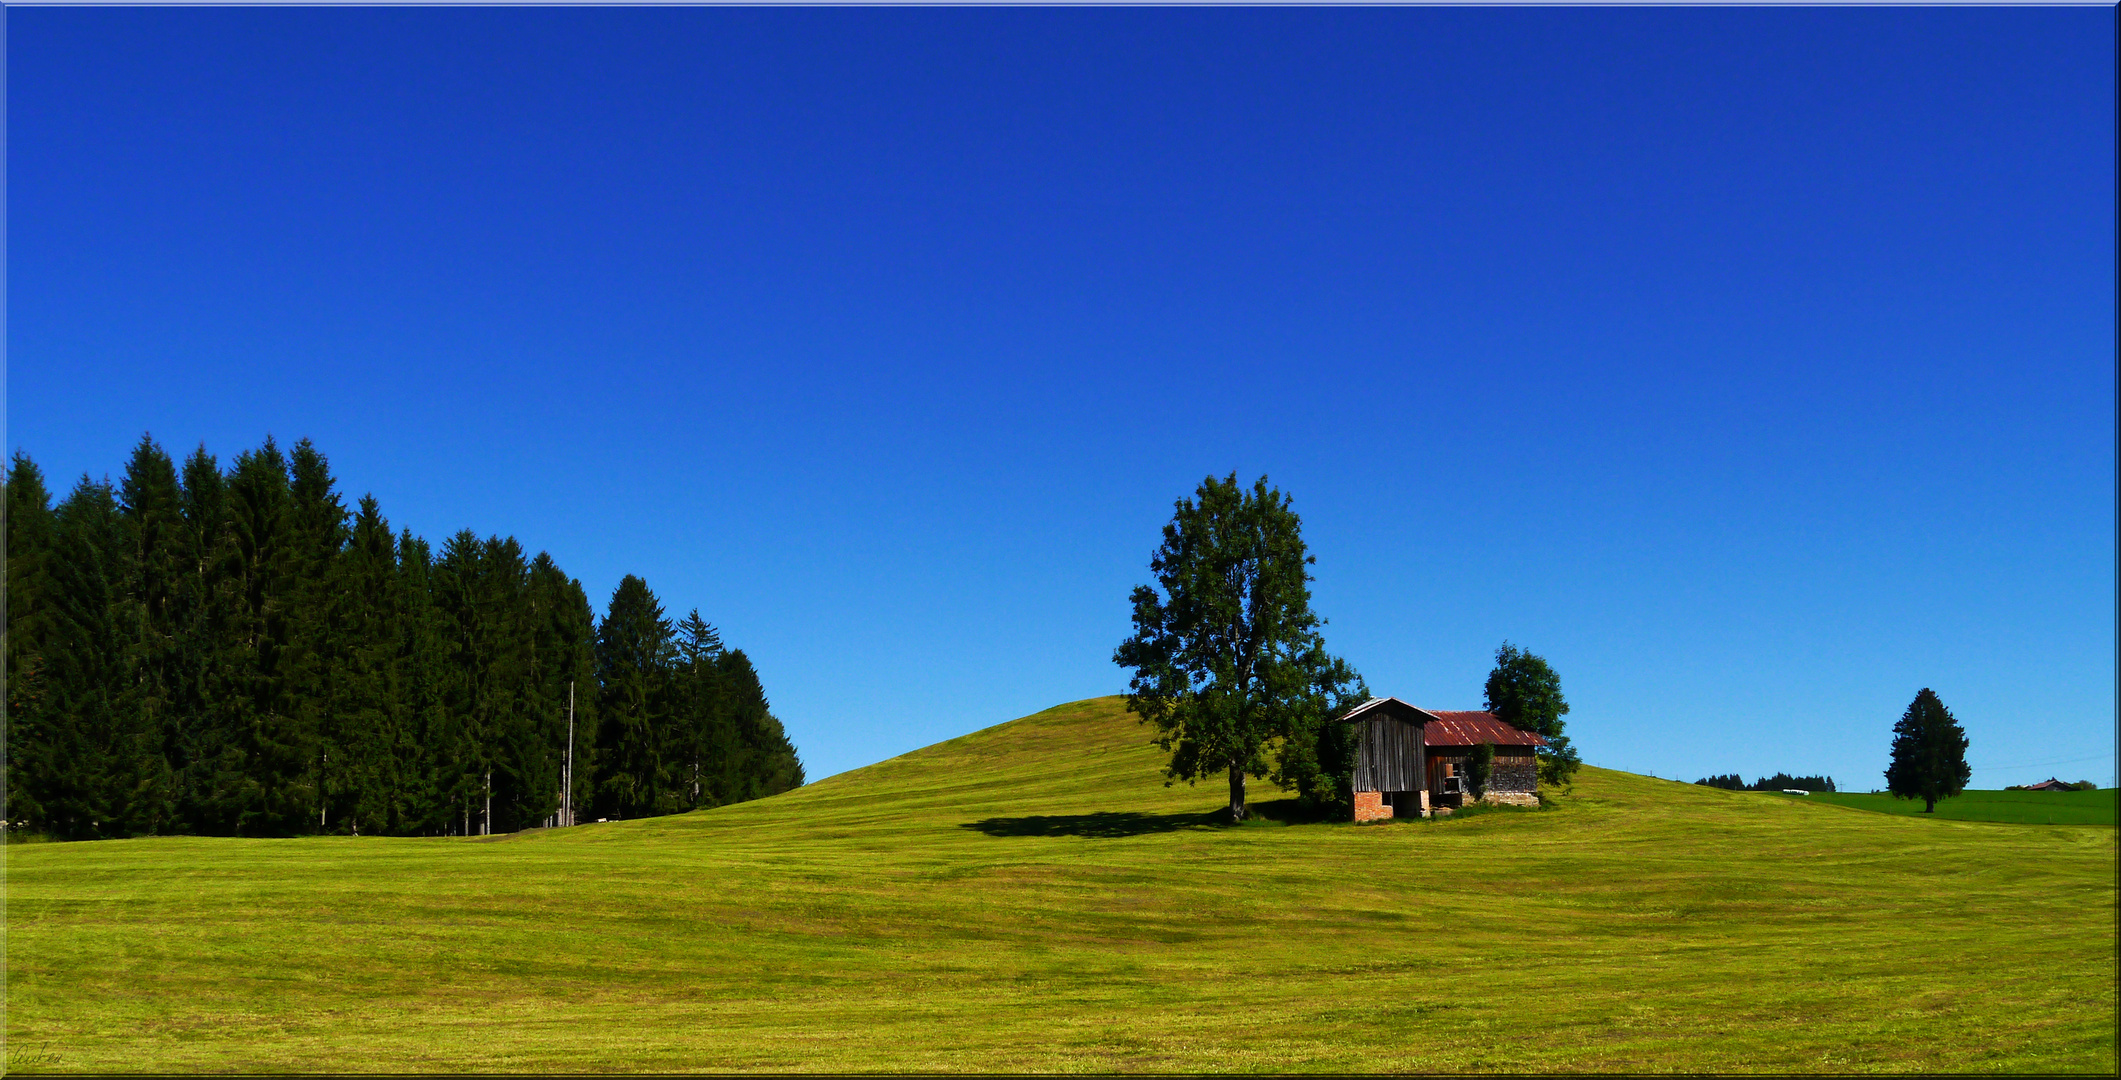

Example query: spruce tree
[285,439,349,832]
[40,476,155,838]
[478,535,555,834]
[395,530,454,834]
[174,445,246,833]
[118,435,188,833]
[668,611,730,808]
[596,575,675,818]
[5,453,59,833]
[1885,688,1970,813]
[492,537,549,832]
[718,648,804,800]
[224,440,316,835]
[332,495,404,834]
[527,554,597,826]
[433,531,501,834]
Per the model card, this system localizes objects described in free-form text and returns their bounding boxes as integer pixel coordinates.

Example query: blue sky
[9,8,2115,790]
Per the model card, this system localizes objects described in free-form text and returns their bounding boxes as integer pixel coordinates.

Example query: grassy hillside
[8,697,2116,1073]
[1766,787,2118,826]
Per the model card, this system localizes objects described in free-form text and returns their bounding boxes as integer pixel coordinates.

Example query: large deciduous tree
[1114,474,1363,823]
[1484,642,1580,788]
[1884,688,1969,813]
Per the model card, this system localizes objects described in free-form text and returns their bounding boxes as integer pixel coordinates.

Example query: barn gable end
[1339,697,1429,822]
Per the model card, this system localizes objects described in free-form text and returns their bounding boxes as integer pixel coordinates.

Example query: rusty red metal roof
[1421,710,1546,747]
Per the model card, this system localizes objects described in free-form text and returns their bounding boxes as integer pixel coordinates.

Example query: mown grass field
[1760,787,2118,826]
[8,696,2116,1073]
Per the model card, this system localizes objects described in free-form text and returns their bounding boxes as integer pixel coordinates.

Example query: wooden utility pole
[484,771,492,836]
[565,680,576,827]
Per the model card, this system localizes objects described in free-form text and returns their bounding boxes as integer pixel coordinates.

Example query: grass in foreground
[1761,787,2119,826]
[8,697,2116,1073]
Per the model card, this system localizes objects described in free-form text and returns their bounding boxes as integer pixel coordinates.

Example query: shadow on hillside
[960,810,1224,838]
[963,798,1324,838]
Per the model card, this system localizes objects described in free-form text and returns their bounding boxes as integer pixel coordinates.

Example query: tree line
[1694,772,1838,792]
[4,435,802,841]
[1697,688,1984,810]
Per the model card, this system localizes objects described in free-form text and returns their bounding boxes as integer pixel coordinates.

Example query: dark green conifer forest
[3,435,804,840]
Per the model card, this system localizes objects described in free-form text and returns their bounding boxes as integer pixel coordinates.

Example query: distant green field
[1764,787,2119,826]
[8,697,2117,1074]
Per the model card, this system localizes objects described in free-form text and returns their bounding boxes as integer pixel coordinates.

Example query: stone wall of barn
[1353,790,1392,822]
[1428,749,1541,808]
[1486,753,1539,806]
[1493,756,1538,793]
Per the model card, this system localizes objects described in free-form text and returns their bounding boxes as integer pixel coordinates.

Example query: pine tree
[670,610,727,810]
[596,575,674,818]
[223,439,314,835]
[39,475,154,838]
[5,453,60,833]
[284,439,349,833]
[527,554,597,827]
[174,444,246,834]
[332,495,404,835]
[718,648,804,801]
[434,531,498,834]
[118,435,187,834]
[1885,688,1970,813]
[475,535,551,834]
[395,530,454,834]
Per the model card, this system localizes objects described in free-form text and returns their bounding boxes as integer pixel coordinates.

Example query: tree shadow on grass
[959,810,1226,838]
[960,799,1320,838]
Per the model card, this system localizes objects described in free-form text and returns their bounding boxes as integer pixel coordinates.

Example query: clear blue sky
[9,8,2115,790]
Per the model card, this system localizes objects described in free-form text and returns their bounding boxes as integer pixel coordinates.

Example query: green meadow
[7,696,2116,1074]
[1763,787,2118,826]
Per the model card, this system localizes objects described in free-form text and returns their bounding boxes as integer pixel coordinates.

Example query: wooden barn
[1339,696,1546,822]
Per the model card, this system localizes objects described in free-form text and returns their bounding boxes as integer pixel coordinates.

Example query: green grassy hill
[8,697,2116,1073]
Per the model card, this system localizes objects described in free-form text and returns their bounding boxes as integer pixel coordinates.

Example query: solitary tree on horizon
[1113,473,1363,823]
[1885,688,1971,813]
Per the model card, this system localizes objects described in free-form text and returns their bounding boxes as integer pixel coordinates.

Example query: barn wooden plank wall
[1354,717,1426,793]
